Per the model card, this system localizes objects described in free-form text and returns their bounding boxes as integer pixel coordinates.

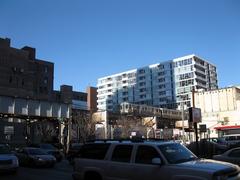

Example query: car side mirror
[152,158,162,165]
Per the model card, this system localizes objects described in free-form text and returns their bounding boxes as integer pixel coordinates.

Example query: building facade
[97,54,218,111]
[195,86,240,137]
[0,37,97,145]
[0,38,54,101]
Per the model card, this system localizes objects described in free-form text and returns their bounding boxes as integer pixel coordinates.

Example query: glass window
[139,69,145,74]
[44,66,48,73]
[111,145,133,163]
[44,78,48,84]
[158,143,197,164]
[135,145,160,164]
[79,143,110,160]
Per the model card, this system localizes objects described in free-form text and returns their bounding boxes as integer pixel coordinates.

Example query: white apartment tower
[97,55,218,111]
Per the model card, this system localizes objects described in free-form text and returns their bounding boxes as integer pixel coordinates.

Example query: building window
[158,78,165,83]
[122,92,128,96]
[157,64,164,69]
[44,66,48,73]
[140,88,146,92]
[107,106,113,109]
[139,76,145,80]
[158,72,165,76]
[44,87,48,93]
[159,91,166,96]
[12,67,17,72]
[140,95,146,99]
[159,85,165,89]
[159,98,166,102]
[44,78,48,84]
[9,76,12,83]
[139,69,145,74]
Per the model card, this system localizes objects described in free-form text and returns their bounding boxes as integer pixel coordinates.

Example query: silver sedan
[0,144,19,173]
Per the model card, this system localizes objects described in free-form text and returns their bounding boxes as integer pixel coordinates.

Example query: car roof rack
[86,138,169,144]
[87,138,145,143]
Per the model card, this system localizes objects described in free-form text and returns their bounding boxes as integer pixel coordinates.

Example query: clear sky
[0,0,239,92]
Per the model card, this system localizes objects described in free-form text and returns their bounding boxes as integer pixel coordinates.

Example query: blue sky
[0,0,239,91]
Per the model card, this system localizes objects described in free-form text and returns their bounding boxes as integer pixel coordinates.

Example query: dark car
[67,143,83,164]
[187,139,229,158]
[213,147,240,166]
[16,147,56,167]
[31,144,63,162]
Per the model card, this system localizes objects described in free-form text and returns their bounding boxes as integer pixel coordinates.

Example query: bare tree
[72,109,96,143]
[111,114,147,138]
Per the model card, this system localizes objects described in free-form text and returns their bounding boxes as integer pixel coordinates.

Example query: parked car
[187,138,229,158]
[73,140,240,180]
[66,143,83,164]
[206,138,229,153]
[213,147,240,166]
[223,134,240,148]
[16,147,56,167]
[0,144,18,173]
[30,144,63,162]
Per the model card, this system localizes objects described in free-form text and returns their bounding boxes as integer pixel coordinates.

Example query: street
[1,160,73,180]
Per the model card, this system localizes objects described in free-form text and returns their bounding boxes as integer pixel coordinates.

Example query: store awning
[214,125,240,130]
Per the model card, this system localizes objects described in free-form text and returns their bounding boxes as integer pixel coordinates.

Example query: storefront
[214,125,240,136]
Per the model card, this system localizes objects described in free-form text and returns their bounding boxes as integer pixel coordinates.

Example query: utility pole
[181,102,185,143]
[192,86,199,156]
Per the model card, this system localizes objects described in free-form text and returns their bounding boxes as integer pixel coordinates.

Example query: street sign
[189,107,202,123]
[199,124,207,132]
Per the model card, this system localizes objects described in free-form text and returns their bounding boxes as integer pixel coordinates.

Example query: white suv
[73,140,240,180]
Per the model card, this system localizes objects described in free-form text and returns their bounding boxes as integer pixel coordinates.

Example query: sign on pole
[189,107,202,123]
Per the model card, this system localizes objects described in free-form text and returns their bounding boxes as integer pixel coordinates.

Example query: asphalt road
[1,160,73,180]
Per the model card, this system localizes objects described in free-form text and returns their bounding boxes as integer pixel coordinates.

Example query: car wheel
[12,168,18,174]
[50,163,55,168]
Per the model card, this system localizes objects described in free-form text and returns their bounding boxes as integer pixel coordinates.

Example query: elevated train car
[120,102,182,120]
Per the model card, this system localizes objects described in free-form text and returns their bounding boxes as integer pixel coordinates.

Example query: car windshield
[0,145,11,154]
[27,148,48,155]
[158,143,197,164]
[40,144,55,149]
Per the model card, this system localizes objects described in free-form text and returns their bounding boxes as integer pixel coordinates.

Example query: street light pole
[192,86,199,156]
[181,102,185,143]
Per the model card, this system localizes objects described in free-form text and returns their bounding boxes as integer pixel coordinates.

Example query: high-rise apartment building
[97,54,218,111]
